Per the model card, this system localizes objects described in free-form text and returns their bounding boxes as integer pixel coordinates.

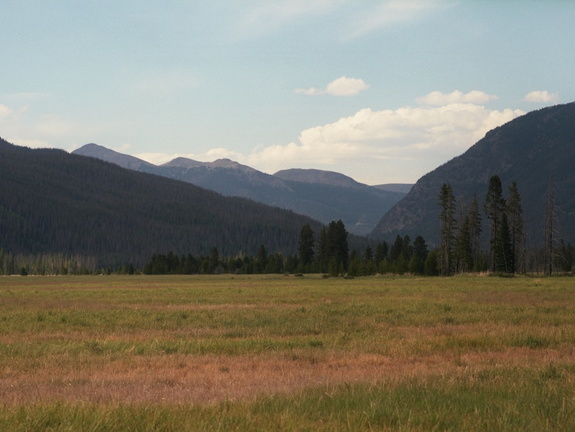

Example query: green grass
[2,366,574,431]
[1,274,575,430]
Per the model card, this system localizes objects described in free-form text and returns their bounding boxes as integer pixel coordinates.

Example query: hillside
[371,102,575,246]
[274,168,365,188]
[0,139,325,266]
[73,145,408,236]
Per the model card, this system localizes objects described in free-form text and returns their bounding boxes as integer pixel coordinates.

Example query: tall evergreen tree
[456,214,473,273]
[375,242,388,263]
[468,195,483,270]
[411,235,428,275]
[326,220,349,273]
[439,183,457,275]
[208,247,220,274]
[424,250,439,276]
[389,235,403,263]
[495,212,514,273]
[506,181,525,273]
[544,180,557,275]
[316,227,327,272]
[256,244,268,273]
[363,245,373,263]
[297,224,315,270]
[484,175,506,272]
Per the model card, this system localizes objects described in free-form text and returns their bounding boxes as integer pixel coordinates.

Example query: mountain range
[0,138,330,266]
[371,101,575,247]
[3,101,574,270]
[72,144,410,236]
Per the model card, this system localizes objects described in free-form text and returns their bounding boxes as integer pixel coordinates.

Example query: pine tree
[496,212,514,273]
[456,214,473,272]
[468,195,482,270]
[544,181,557,275]
[317,227,328,273]
[256,245,268,273]
[411,235,428,275]
[297,224,315,271]
[484,175,506,272]
[424,250,439,276]
[327,220,349,273]
[375,242,388,262]
[389,235,403,264]
[439,183,457,275]
[506,181,524,273]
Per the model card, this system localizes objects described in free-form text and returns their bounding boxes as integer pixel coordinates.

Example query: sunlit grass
[1,274,575,430]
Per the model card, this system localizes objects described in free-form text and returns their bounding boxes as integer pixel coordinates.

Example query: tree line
[439,175,574,275]
[142,220,438,277]
[4,175,573,277]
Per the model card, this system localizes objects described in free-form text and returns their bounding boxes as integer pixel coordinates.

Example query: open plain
[1,274,574,431]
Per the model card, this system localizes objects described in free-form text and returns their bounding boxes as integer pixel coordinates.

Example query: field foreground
[1,274,575,431]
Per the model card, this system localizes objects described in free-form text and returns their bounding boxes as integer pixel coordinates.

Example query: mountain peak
[73,143,153,170]
[274,168,365,189]
[161,157,204,168]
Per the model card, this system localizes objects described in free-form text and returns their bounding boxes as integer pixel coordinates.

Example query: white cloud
[417,90,498,106]
[244,101,523,183]
[296,76,369,97]
[137,94,524,184]
[326,76,369,96]
[523,90,559,103]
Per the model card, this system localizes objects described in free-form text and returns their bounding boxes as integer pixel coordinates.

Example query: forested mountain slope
[371,102,575,247]
[0,139,324,266]
[73,145,407,236]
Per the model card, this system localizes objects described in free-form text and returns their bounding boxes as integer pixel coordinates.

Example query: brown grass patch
[2,348,574,406]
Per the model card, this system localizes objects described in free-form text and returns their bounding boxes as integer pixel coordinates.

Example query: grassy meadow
[1,274,575,430]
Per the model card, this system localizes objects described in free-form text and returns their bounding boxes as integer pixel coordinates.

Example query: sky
[1,1,574,185]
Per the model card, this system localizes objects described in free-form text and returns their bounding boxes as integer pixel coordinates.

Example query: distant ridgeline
[2,101,575,276]
[72,144,409,237]
[0,137,325,270]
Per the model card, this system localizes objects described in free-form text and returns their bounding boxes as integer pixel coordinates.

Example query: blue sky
[1,1,573,184]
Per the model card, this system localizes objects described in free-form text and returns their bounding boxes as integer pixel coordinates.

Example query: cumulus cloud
[142,93,524,184]
[523,90,559,103]
[245,101,523,183]
[296,76,369,97]
[326,77,370,96]
[417,90,498,106]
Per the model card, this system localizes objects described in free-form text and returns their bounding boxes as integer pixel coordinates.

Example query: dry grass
[3,348,575,406]
[1,274,575,408]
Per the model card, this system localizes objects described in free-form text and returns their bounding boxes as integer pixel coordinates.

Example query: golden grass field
[1,274,574,430]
